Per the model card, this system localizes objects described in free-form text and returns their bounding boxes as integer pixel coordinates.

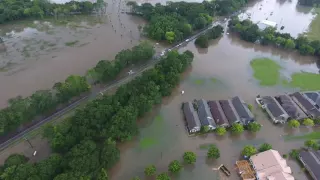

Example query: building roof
[262,96,287,118]
[197,99,215,127]
[219,100,241,124]
[250,149,294,180]
[261,20,277,27]
[299,150,320,180]
[304,92,320,107]
[290,92,320,118]
[183,102,201,130]
[207,101,229,126]
[275,95,307,120]
[231,96,254,124]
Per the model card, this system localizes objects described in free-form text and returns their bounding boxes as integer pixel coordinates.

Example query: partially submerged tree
[183,151,197,164]
[207,145,220,159]
[144,165,156,176]
[241,145,257,157]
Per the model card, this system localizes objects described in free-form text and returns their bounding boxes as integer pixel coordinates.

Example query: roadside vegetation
[0,0,106,24]
[195,25,224,48]
[0,50,194,179]
[127,0,247,43]
[0,42,155,138]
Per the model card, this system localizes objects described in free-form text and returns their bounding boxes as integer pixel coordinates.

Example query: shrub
[289,149,299,160]
[247,104,253,111]
[207,145,220,159]
[288,119,300,128]
[200,125,210,133]
[215,127,227,136]
[283,154,288,158]
[156,173,171,180]
[231,123,244,134]
[304,140,319,150]
[302,118,314,127]
[195,34,209,48]
[258,143,272,152]
[241,145,257,157]
[144,165,156,176]
[247,122,262,132]
[168,160,182,173]
[183,151,196,164]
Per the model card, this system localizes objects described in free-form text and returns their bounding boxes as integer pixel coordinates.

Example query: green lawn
[305,8,320,41]
[139,137,157,149]
[285,72,320,91]
[250,58,282,86]
[284,132,320,141]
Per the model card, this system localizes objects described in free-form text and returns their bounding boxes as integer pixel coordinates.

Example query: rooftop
[262,96,288,118]
[182,102,201,130]
[197,99,215,127]
[250,149,294,180]
[290,92,320,118]
[231,96,254,124]
[299,150,320,180]
[304,92,320,108]
[219,100,241,124]
[207,100,229,127]
[275,95,307,120]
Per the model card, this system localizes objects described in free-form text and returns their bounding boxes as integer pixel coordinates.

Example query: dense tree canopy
[127,0,247,43]
[228,17,320,57]
[0,0,105,24]
[0,42,155,139]
[0,50,194,179]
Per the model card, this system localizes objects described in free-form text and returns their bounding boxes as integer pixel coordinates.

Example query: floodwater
[0,0,319,179]
[0,0,144,107]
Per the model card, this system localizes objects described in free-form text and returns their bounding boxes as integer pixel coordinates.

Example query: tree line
[298,0,320,6]
[0,0,105,24]
[0,42,155,138]
[195,25,224,48]
[228,17,320,57]
[0,50,194,179]
[127,0,247,43]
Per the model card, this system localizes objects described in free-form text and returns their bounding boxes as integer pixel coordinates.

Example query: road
[0,18,229,151]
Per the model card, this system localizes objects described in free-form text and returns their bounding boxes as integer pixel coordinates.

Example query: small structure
[303,92,320,109]
[299,150,320,180]
[236,160,256,180]
[275,94,308,120]
[231,96,255,125]
[250,149,294,180]
[257,20,277,30]
[196,99,216,130]
[182,102,201,133]
[217,164,231,176]
[290,92,320,119]
[208,100,230,127]
[258,96,290,124]
[219,100,242,124]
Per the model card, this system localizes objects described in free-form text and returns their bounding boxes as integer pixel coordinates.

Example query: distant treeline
[228,17,320,57]
[298,0,320,6]
[127,0,247,43]
[0,50,194,179]
[0,42,155,137]
[0,0,105,24]
[195,25,224,48]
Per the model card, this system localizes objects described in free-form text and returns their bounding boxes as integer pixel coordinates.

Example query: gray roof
[304,92,320,107]
[183,102,201,130]
[208,101,229,127]
[231,96,254,124]
[262,96,287,118]
[197,99,215,127]
[290,92,320,118]
[275,95,307,120]
[219,100,241,124]
[299,150,320,180]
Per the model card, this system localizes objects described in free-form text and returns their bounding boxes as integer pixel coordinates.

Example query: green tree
[231,123,244,134]
[156,173,171,180]
[200,125,210,133]
[284,39,295,49]
[247,122,262,132]
[207,145,220,159]
[183,151,197,164]
[215,127,227,136]
[314,119,320,125]
[241,145,257,157]
[258,143,272,152]
[304,140,319,150]
[168,160,182,173]
[97,168,109,180]
[165,31,175,43]
[289,149,299,159]
[4,154,29,169]
[195,34,209,48]
[144,165,156,176]
[302,118,314,127]
[288,119,300,128]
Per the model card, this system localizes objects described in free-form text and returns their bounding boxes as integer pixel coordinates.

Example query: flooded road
[0,0,319,179]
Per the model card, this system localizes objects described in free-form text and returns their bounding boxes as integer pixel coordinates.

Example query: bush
[132,177,141,180]
[183,151,197,164]
[283,154,288,158]
[288,119,300,128]
[156,173,171,180]
[200,125,210,133]
[247,104,253,111]
[302,118,314,127]
[215,127,227,136]
[258,143,272,152]
[314,119,320,125]
[304,140,319,150]
[289,149,299,160]
[144,165,156,176]
[247,122,262,132]
[207,145,220,159]
[168,160,182,173]
[195,35,209,48]
[241,145,257,157]
[231,123,244,134]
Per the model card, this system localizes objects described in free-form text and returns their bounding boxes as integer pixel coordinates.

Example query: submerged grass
[250,58,282,86]
[199,143,215,150]
[305,8,320,41]
[139,137,157,149]
[65,40,79,46]
[284,132,320,141]
[285,72,320,91]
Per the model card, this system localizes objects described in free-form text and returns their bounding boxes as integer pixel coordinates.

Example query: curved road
[0,18,228,151]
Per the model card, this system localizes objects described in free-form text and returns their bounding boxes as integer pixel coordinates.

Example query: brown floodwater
[0,0,319,179]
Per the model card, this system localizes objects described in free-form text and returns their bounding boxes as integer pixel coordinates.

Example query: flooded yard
[0,0,319,179]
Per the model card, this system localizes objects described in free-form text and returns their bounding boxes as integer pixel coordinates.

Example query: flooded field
[0,0,319,179]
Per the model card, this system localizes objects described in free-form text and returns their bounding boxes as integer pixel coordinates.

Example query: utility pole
[24,137,33,148]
